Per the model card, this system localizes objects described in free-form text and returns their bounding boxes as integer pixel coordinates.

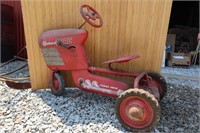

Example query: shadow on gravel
[34,88,128,132]
[159,83,199,133]
[34,84,199,133]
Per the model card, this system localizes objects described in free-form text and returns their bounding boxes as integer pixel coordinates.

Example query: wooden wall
[21,0,172,90]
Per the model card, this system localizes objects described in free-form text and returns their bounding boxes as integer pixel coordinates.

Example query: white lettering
[110,86,118,90]
[42,37,73,47]
[100,84,109,88]
[66,37,72,44]
[80,78,123,95]
[42,41,57,47]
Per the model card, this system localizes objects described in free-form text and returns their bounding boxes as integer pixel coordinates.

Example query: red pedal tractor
[39,4,167,131]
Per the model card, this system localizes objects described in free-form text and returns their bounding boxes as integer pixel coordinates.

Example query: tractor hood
[39,29,88,48]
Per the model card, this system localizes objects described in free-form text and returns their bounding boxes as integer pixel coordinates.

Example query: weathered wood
[21,0,172,90]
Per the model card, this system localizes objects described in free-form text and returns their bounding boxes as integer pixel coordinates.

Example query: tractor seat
[103,54,140,64]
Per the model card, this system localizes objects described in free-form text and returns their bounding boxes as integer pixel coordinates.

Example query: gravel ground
[0,61,29,78]
[0,61,199,133]
[161,66,200,78]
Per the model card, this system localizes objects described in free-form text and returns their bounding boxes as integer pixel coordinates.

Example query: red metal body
[39,29,89,70]
[39,28,156,98]
[38,4,164,131]
[38,4,160,99]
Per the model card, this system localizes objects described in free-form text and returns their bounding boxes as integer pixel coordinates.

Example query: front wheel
[50,72,65,96]
[115,88,160,131]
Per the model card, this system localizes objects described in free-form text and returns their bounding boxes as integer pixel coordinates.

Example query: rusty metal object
[14,56,27,61]
[134,72,146,88]
[0,47,31,89]
[0,76,30,90]
[5,81,31,89]
[0,57,17,67]
[0,76,30,81]
[0,63,28,76]
[128,105,144,121]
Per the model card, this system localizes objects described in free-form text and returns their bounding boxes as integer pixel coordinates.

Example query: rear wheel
[115,88,160,131]
[50,72,65,96]
[148,72,167,99]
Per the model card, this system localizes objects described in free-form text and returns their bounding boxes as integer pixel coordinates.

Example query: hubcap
[128,106,144,121]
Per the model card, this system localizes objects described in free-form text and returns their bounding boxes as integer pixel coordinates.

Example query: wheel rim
[151,79,162,94]
[120,96,154,129]
[53,78,59,91]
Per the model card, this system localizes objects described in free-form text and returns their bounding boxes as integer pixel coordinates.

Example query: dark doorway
[1,1,26,63]
[168,1,199,52]
[1,4,16,62]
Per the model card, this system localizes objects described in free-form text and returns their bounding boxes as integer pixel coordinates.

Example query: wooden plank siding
[21,0,172,90]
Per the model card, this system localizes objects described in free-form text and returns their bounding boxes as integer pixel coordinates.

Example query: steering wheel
[80,4,103,28]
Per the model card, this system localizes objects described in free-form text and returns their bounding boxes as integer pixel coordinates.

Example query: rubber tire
[148,72,167,99]
[50,72,65,96]
[115,88,160,132]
